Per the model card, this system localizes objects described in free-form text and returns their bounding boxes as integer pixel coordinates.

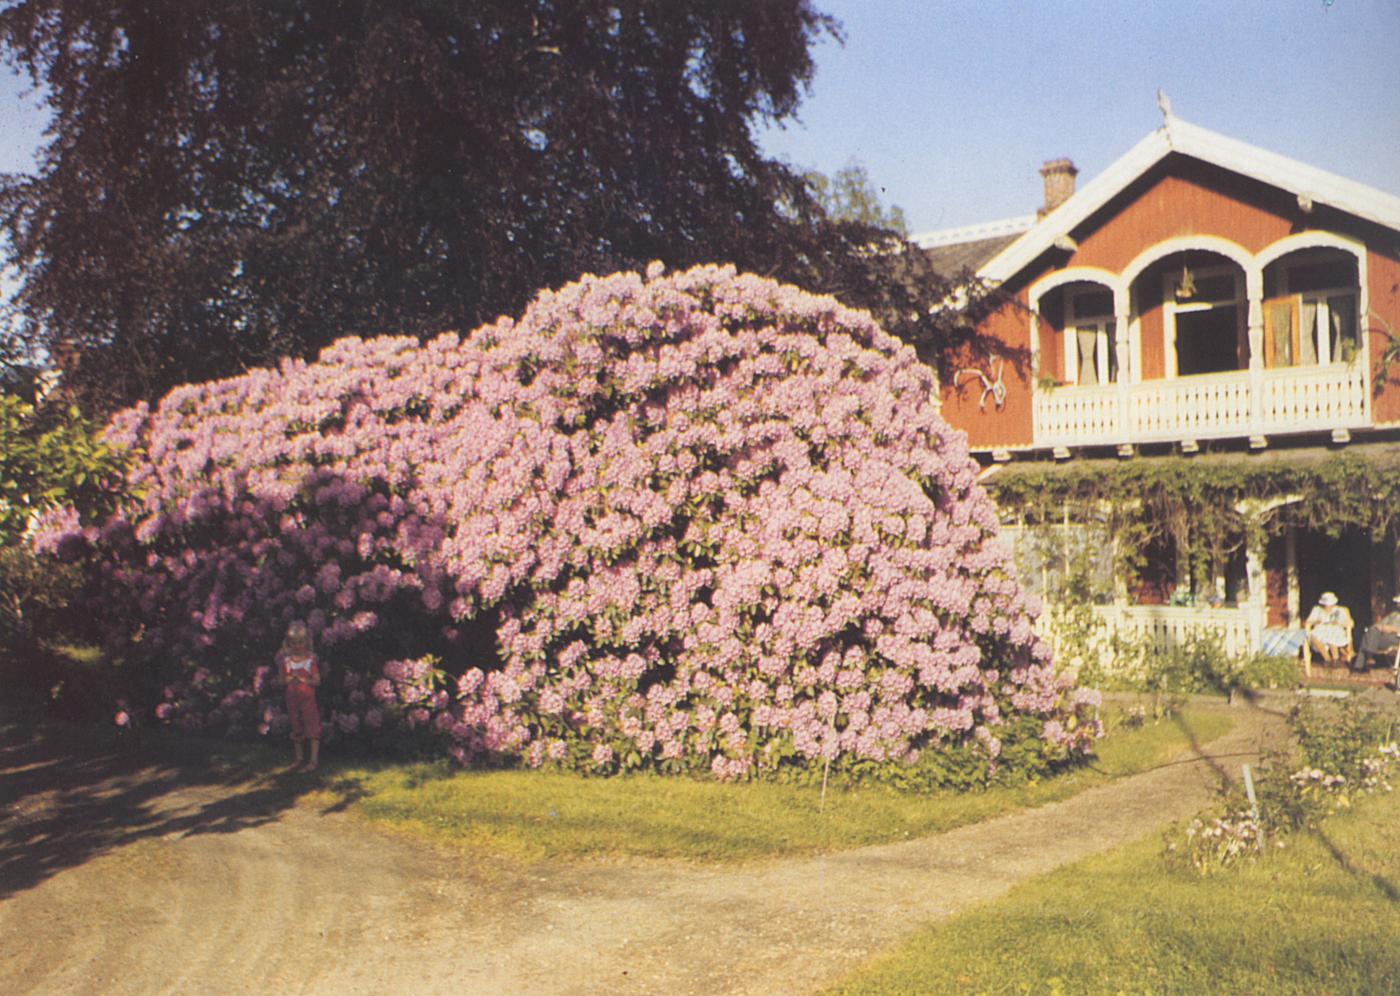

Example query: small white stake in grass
[1242,764,1258,819]
[819,713,836,813]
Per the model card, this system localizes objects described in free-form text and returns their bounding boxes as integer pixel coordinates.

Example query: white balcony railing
[1033,382,1119,442]
[1032,364,1369,448]
[1256,363,1369,433]
[1128,370,1252,440]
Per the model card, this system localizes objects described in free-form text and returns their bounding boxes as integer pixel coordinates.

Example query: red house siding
[1369,247,1400,425]
[940,296,1035,449]
[1133,260,1168,382]
[1066,162,1297,271]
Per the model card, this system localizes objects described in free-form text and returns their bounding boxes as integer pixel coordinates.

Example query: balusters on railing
[1033,364,1370,448]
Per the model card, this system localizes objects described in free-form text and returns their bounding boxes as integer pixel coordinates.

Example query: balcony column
[1113,288,1131,444]
[1029,309,1042,443]
[1245,269,1264,438]
[1240,498,1271,654]
[1111,529,1130,607]
[1244,535,1266,654]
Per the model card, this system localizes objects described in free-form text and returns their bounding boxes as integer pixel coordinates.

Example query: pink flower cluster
[41,264,1096,779]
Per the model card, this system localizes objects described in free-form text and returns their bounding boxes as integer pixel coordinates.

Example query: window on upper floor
[1262,254,1360,367]
[1166,264,1244,377]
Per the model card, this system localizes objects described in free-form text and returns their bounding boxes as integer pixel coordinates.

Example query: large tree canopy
[0,0,843,407]
[2,2,1004,414]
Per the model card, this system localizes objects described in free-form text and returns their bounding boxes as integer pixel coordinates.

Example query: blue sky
[0,65,41,174]
[758,0,1400,235]
[1,1,1397,240]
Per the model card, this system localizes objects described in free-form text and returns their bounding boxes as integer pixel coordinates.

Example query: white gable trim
[980,129,1171,283]
[1254,230,1367,271]
[1027,265,1121,300]
[980,117,1400,285]
[1120,235,1255,293]
[1168,119,1400,234]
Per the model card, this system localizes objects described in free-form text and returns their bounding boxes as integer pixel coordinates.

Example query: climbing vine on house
[986,451,1400,601]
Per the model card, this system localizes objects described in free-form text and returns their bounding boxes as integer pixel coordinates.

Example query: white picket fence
[1089,604,1258,659]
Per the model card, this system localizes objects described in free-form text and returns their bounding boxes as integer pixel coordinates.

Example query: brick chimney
[1038,158,1078,217]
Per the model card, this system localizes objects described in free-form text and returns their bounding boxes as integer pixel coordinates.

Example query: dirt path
[2,700,1292,995]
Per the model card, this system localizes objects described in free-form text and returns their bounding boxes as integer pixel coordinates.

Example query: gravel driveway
[1,698,1291,994]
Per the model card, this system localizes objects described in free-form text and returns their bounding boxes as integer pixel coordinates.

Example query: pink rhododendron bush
[40,264,1099,782]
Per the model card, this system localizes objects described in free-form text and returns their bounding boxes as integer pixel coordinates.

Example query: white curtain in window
[1299,300,1318,365]
[1076,328,1098,384]
[1328,294,1357,362]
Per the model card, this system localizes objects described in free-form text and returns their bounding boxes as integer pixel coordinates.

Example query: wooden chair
[1302,627,1355,675]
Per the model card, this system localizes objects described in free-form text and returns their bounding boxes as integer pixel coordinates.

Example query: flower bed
[1165,700,1399,874]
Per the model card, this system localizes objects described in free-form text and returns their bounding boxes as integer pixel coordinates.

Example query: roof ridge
[980,116,1400,283]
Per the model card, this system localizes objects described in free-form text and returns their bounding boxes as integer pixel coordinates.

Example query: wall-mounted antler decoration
[955,355,1007,411]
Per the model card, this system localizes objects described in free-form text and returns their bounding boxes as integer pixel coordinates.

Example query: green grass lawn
[309,704,1232,865]
[827,769,1400,994]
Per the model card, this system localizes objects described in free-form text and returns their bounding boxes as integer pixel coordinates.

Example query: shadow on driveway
[0,710,319,900]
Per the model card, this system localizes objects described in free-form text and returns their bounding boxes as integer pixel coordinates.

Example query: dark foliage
[797,217,1008,381]
[0,1,995,412]
[0,1,828,407]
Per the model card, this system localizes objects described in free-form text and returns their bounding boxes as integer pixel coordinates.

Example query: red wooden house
[919,111,1400,660]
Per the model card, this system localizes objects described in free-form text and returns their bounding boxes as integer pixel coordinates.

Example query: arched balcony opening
[1035,280,1120,387]
[1129,249,1249,380]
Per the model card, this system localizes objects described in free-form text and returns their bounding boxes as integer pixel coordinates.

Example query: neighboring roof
[922,233,1023,277]
[912,214,1037,249]
[980,115,1400,284]
[911,214,1035,277]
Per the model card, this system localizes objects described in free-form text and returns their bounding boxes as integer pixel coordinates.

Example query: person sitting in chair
[1305,592,1354,666]
[1356,594,1400,671]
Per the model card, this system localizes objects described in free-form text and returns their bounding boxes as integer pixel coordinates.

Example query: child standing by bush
[277,620,322,772]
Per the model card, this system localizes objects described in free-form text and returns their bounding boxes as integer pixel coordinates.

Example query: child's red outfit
[278,650,322,741]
